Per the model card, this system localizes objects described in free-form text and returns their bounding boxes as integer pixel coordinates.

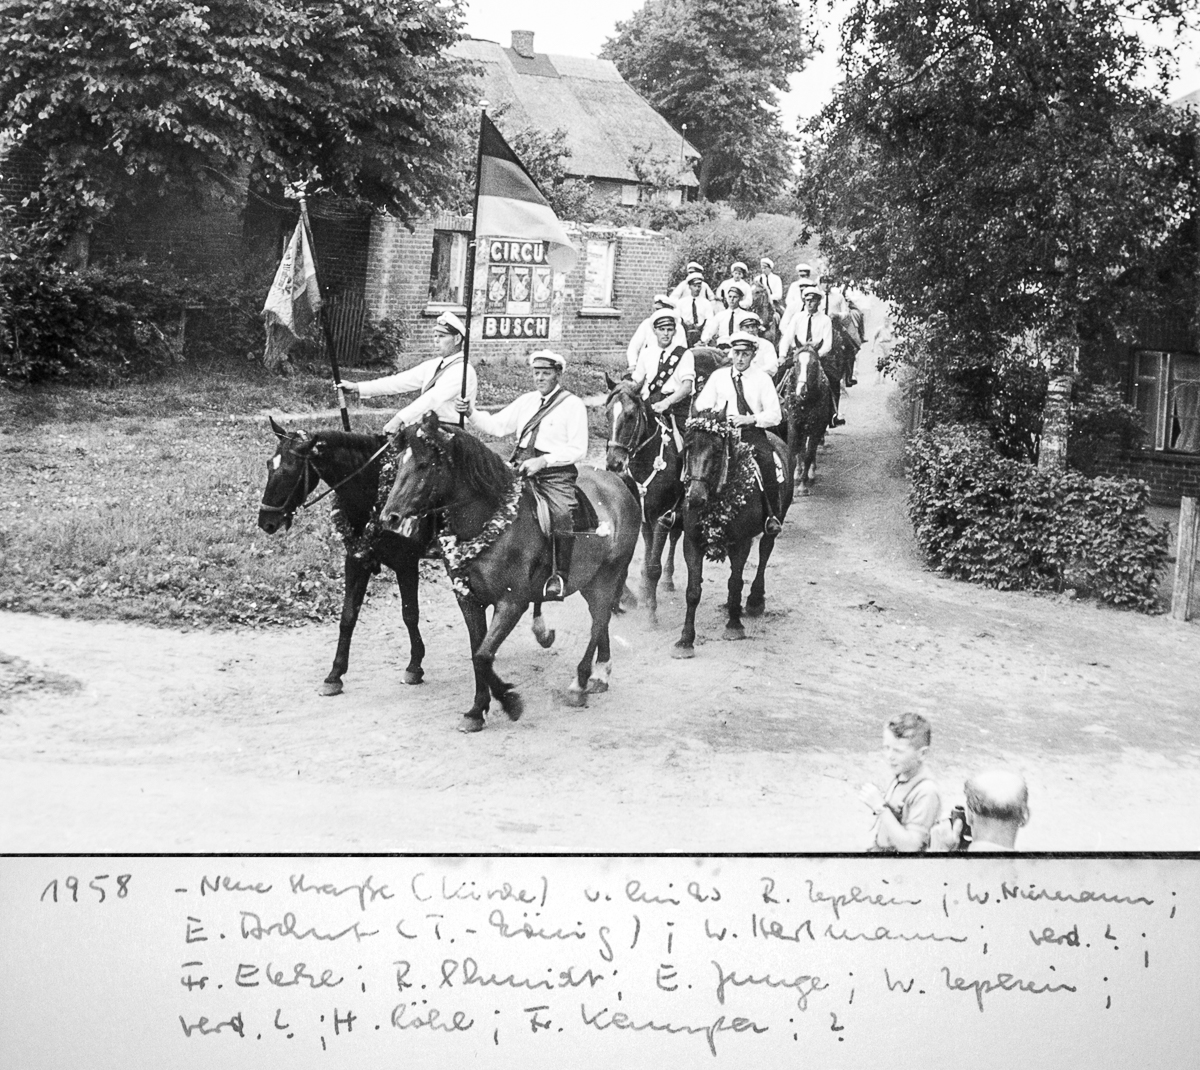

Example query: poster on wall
[476,238,564,342]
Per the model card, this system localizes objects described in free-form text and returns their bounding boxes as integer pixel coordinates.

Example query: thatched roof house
[453,31,700,206]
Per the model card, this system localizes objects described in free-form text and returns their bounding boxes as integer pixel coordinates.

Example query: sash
[512,389,573,458]
[731,372,752,416]
[647,345,687,398]
[420,353,463,395]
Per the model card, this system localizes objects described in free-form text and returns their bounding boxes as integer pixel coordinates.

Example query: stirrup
[657,508,677,529]
[764,515,783,536]
[542,572,566,601]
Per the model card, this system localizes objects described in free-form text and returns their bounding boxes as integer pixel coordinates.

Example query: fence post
[1171,495,1199,623]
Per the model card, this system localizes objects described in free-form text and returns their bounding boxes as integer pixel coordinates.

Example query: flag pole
[296,193,351,431]
[459,104,489,428]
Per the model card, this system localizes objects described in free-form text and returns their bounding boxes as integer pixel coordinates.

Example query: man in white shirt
[338,311,476,434]
[676,273,714,347]
[754,257,784,316]
[780,288,833,362]
[700,281,751,346]
[632,309,695,448]
[734,311,778,378]
[669,261,715,304]
[715,261,751,305]
[781,263,817,327]
[626,295,687,371]
[694,332,784,535]
[455,350,588,600]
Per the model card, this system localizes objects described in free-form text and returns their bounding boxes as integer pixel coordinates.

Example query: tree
[800,0,1197,430]
[601,0,816,205]
[0,0,472,239]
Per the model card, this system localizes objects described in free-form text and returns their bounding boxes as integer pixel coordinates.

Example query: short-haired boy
[859,712,942,853]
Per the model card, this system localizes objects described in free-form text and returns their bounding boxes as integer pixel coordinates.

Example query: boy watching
[859,712,942,852]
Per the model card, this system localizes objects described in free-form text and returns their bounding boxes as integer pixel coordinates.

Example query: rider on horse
[669,260,716,305]
[780,287,833,366]
[693,331,785,537]
[631,308,696,448]
[700,280,752,346]
[715,261,751,306]
[754,258,785,319]
[337,311,477,434]
[626,294,687,372]
[677,272,715,349]
[734,310,779,377]
[455,349,588,601]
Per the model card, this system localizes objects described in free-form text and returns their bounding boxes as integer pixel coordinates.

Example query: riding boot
[543,531,573,601]
[758,450,783,536]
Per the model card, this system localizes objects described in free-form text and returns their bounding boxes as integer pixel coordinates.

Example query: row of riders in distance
[257,263,862,731]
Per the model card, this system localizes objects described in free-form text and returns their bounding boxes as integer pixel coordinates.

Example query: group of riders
[336,258,865,604]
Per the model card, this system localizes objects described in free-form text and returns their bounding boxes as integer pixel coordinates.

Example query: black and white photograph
[1,0,1198,1064]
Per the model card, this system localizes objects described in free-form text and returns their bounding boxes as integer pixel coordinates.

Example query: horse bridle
[606,396,661,464]
[258,438,390,517]
[681,430,731,496]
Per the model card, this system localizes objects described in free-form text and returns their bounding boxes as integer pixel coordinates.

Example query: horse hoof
[402,669,424,685]
[320,680,343,697]
[661,578,675,592]
[458,715,485,734]
[670,643,695,660]
[563,687,588,708]
[745,599,765,618]
[799,485,811,497]
[586,678,609,694]
[536,628,556,649]
[499,689,523,722]
[724,626,746,641]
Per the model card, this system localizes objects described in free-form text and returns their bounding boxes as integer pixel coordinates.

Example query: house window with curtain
[428,230,468,308]
[1131,349,1200,454]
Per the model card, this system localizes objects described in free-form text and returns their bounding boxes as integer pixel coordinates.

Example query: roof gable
[452,37,699,187]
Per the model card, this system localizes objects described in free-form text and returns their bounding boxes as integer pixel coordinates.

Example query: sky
[463,0,1200,130]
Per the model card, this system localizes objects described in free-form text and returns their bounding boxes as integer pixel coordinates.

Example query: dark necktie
[732,372,751,416]
[805,315,813,343]
[691,297,697,324]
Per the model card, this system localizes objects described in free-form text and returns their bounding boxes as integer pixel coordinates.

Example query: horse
[257,417,428,696]
[672,411,793,658]
[749,280,780,345]
[603,376,683,624]
[381,411,640,731]
[779,347,835,495]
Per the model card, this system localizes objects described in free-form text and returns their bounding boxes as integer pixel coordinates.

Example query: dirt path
[3,372,1199,852]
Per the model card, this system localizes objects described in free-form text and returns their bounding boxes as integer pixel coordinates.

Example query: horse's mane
[606,377,643,407]
[444,425,515,505]
[308,430,385,454]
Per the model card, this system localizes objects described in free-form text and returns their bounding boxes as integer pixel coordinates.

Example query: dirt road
[3,373,1199,851]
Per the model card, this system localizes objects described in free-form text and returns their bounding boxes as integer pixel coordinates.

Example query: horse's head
[604,373,648,474]
[258,416,320,534]
[683,407,732,510]
[381,411,454,535]
[795,347,818,401]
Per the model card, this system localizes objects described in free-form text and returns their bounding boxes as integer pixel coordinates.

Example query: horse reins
[608,401,675,519]
[258,439,391,516]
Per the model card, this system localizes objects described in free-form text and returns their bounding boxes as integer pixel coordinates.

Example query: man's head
[686,260,704,276]
[729,332,757,373]
[434,311,466,357]
[724,281,749,309]
[760,257,774,272]
[735,311,761,336]
[652,310,679,347]
[730,261,748,280]
[796,262,814,281]
[652,293,676,312]
[686,272,704,296]
[803,286,823,312]
[883,712,931,780]
[528,349,566,396]
[964,770,1030,848]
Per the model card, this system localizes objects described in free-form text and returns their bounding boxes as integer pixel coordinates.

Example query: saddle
[531,485,601,539]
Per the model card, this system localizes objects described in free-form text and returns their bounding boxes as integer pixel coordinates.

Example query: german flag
[475,113,578,275]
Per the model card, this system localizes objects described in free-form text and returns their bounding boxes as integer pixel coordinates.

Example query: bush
[908,424,1167,611]
[667,213,819,293]
[357,317,411,369]
[1067,380,1146,476]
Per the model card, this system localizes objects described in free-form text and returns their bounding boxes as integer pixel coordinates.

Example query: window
[620,184,640,206]
[580,237,616,313]
[1131,349,1200,454]
[428,230,468,307]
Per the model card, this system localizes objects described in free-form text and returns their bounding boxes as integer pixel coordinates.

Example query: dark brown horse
[749,281,780,345]
[382,411,640,731]
[257,418,427,695]
[779,347,835,495]
[604,377,683,625]
[672,413,793,658]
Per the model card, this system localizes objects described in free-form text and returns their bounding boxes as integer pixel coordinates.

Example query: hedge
[908,425,1167,611]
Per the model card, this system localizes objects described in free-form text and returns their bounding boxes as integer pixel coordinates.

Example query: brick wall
[365,214,678,370]
[0,142,46,223]
[1094,444,1200,505]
